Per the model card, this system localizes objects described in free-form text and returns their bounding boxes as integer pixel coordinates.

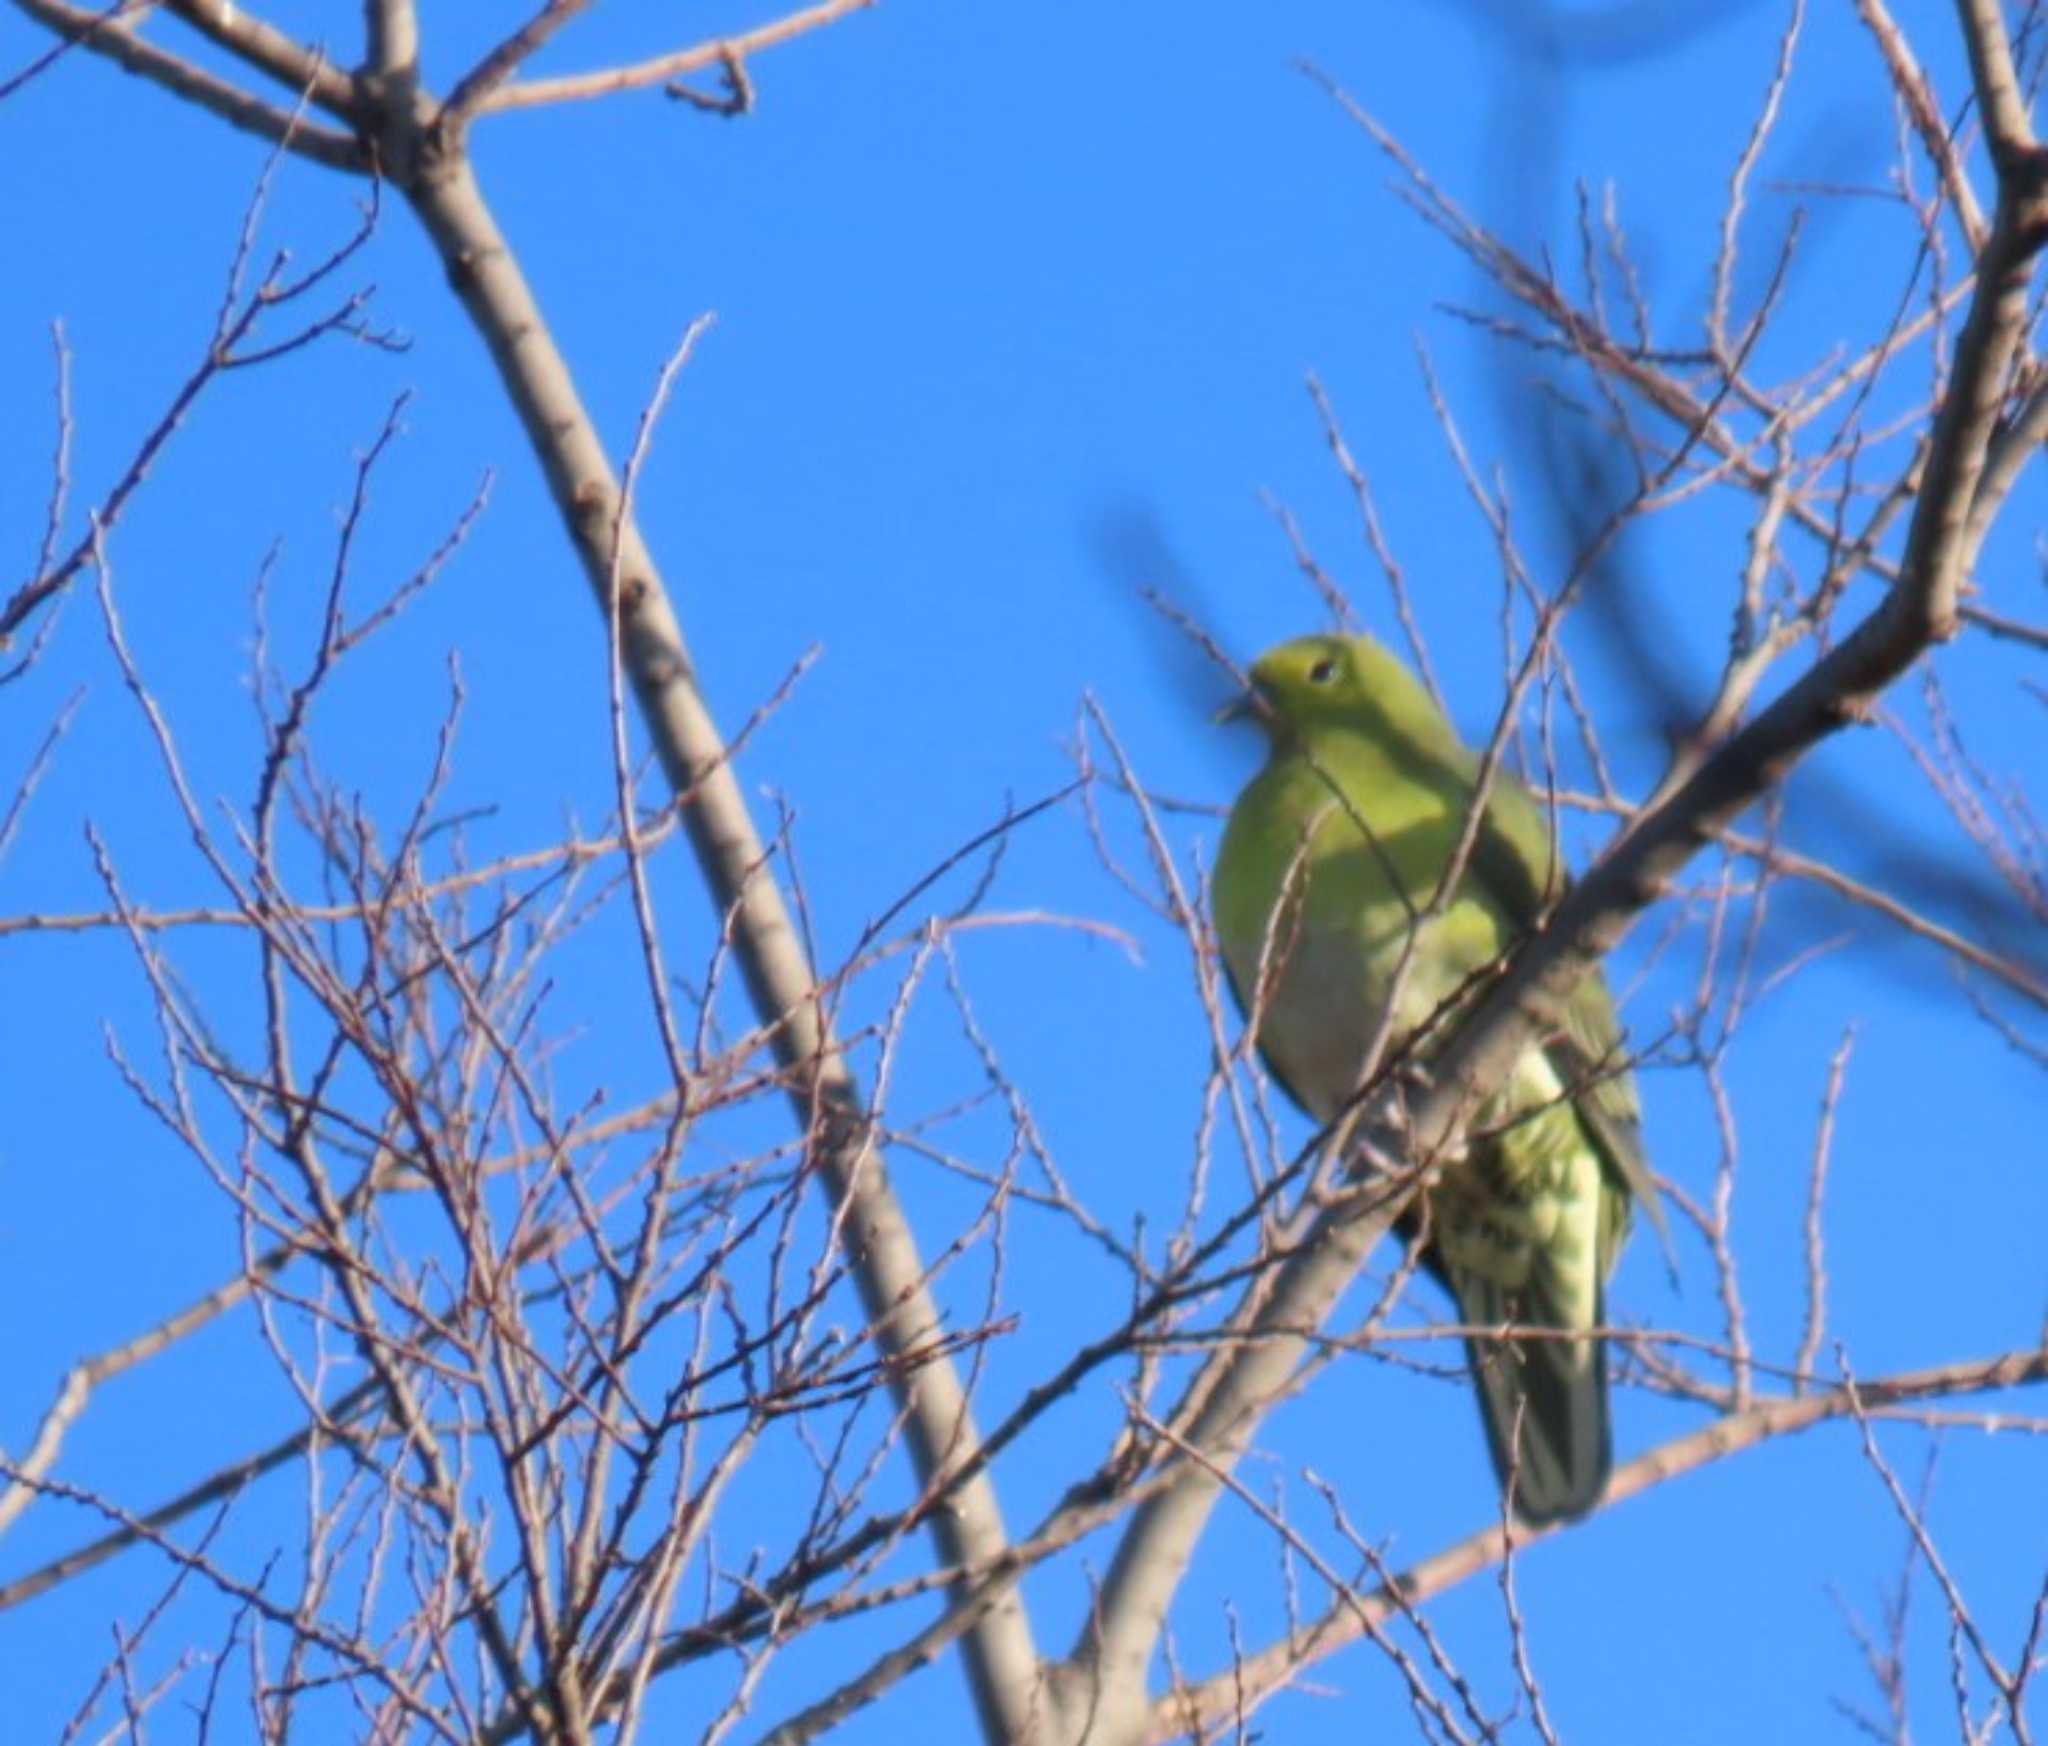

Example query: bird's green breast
[1214,732,1516,1121]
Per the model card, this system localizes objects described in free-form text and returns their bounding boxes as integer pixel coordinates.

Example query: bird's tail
[1453,1265,1611,1525]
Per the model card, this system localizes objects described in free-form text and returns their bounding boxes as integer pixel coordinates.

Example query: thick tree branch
[160,0,357,116]
[6,0,366,170]
[442,0,594,125]
[474,0,875,114]
[363,0,416,82]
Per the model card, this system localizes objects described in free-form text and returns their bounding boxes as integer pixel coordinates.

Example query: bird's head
[1219,633,1433,748]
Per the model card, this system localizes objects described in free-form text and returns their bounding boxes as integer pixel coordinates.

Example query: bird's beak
[1213,686,1262,727]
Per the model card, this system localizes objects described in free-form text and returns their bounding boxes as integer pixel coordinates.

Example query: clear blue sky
[3,1,2043,1740]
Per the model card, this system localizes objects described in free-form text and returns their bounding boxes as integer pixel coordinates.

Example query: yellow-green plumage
[1213,633,1649,1523]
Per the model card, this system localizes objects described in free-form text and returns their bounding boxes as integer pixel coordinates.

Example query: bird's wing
[1556,976,1662,1228]
[1450,750,1665,1231]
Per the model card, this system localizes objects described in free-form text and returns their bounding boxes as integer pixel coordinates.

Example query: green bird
[1213,632,1652,1523]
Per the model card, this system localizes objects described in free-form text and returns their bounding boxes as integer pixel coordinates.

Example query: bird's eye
[1307,656,1338,685]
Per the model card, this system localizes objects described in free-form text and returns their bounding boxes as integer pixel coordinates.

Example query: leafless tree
[3,1,2043,1742]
